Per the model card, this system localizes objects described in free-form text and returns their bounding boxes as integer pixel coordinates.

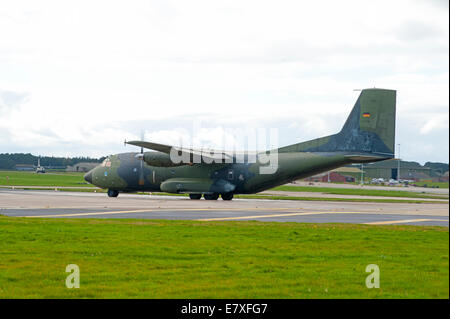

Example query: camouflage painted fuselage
[84,88,397,196]
[87,151,359,194]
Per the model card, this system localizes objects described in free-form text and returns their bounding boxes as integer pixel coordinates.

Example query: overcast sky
[0,0,448,164]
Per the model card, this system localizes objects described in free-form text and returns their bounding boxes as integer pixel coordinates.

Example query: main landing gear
[221,193,233,201]
[204,193,220,200]
[188,193,234,200]
[107,189,119,197]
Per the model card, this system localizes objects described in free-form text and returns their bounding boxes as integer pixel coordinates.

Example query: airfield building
[66,162,98,173]
[14,164,35,171]
[363,159,431,181]
[303,167,362,183]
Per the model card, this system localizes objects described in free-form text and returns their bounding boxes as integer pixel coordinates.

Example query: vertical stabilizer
[278,88,396,158]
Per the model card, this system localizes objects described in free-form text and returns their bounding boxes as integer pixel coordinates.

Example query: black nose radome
[84,171,93,184]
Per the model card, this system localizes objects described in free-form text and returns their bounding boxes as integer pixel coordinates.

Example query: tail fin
[279,88,396,159]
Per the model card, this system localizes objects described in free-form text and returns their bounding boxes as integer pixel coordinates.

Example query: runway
[0,189,448,226]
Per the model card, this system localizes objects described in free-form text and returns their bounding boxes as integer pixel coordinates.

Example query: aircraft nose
[84,171,93,184]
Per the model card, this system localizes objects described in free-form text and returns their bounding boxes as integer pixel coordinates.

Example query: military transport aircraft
[84,88,396,200]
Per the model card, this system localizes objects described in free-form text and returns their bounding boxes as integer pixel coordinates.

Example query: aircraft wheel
[107,189,119,197]
[221,193,234,200]
[189,194,202,200]
[204,193,219,200]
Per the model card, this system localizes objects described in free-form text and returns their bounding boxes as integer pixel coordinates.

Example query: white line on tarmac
[22,208,362,218]
[364,219,449,225]
[17,209,449,226]
[24,209,158,218]
[198,211,364,221]
[22,207,310,218]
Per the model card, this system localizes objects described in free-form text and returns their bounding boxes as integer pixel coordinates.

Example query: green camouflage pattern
[84,88,397,199]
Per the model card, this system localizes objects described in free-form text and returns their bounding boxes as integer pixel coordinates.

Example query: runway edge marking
[364,218,449,225]
[21,207,305,218]
[198,211,364,221]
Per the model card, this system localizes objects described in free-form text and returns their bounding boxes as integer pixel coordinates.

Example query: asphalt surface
[0,189,448,226]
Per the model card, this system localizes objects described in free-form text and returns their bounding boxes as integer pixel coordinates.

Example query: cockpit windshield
[101,157,112,167]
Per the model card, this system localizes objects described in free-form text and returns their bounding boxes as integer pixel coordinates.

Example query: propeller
[138,130,145,186]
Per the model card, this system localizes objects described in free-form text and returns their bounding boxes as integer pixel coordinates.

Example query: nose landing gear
[107,189,119,197]
[204,193,220,200]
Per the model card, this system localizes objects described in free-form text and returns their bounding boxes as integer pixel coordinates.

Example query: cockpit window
[101,157,112,167]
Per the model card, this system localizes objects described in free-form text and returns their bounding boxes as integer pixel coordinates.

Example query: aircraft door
[391,168,398,180]
[151,168,165,184]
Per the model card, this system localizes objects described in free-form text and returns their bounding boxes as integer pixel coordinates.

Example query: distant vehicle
[388,179,399,185]
[399,179,413,186]
[371,178,385,185]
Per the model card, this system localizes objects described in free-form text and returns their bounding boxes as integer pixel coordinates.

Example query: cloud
[419,117,449,135]
[0,89,29,114]
[427,0,449,9]
[0,0,448,164]
[396,20,443,42]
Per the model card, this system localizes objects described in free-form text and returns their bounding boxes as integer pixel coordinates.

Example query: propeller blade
[139,130,145,185]
[140,130,145,154]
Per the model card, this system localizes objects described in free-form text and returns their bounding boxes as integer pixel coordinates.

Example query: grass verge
[0,216,448,298]
[272,185,449,200]
[412,182,449,189]
[0,170,89,187]
[235,194,448,204]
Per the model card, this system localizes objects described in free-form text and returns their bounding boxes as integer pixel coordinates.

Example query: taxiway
[0,189,448,226]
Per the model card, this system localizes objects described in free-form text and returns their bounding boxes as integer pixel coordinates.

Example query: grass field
[0,216,448,299]
[272,185,449,199]
[413,182,449,189]
[235,195,448,204]
[0,171,89,187]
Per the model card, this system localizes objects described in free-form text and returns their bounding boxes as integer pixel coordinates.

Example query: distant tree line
[0,153,105,170]
[424,162,449,175]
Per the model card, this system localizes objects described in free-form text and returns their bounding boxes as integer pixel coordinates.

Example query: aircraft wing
[125,140,234,163]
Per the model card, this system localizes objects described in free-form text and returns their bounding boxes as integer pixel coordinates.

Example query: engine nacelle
[143,152,188,167]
